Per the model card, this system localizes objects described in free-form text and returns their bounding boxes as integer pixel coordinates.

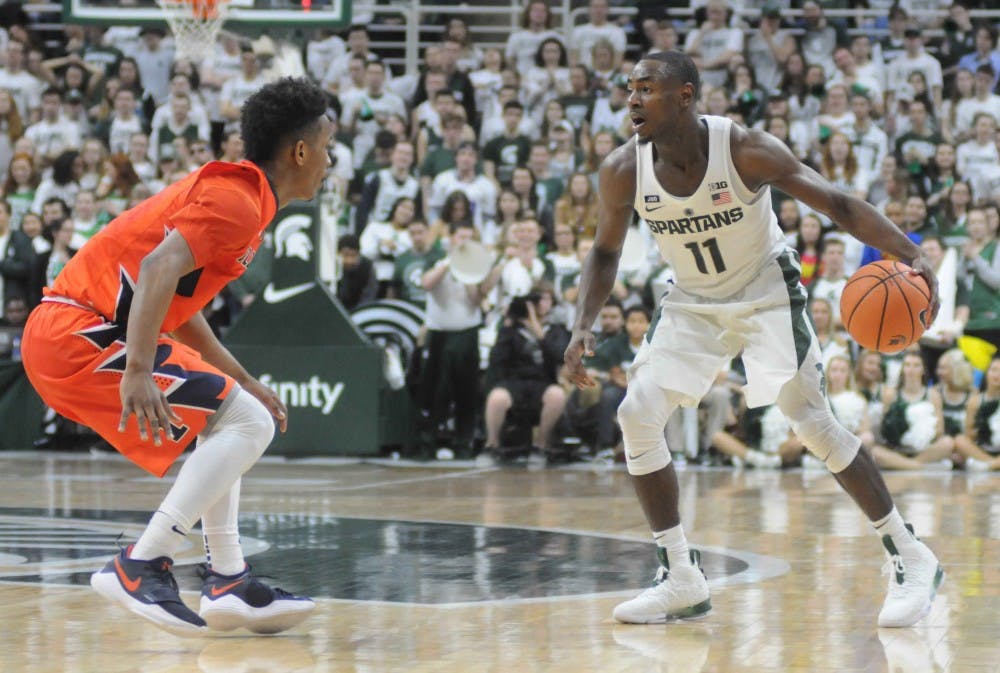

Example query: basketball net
[155,0,230,63]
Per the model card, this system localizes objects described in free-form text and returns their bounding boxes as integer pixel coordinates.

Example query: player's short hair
[641,50,700,99]
[240,77,328,165]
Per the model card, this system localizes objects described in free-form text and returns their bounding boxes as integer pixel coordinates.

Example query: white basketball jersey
[634,116,787,299]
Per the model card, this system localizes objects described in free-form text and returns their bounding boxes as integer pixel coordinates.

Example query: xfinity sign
[258,374,345,415]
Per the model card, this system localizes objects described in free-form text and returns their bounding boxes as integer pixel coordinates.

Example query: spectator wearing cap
[428,142,497,230]
[799,1,841,80]
[62,88,91,141]
[745,4,796,93]
[954,65,1000,142]
[888,27,944,116]
[24,88,81,167]
[939,1,978,80]
[570,0,627,71]
[505,0,565,77]
[547,120,583,182]
[589,76,629,140]
[879,5,910,67]
[683,0,743,90]
[483,100,531,187]
[133,27,173,106]
[957,25,1000,92]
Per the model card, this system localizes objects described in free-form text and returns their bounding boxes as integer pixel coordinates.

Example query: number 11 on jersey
[684,237,727,274]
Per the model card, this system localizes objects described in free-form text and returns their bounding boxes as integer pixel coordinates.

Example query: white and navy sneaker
[90,545,207,637]
[613,548,712,624]
[199,565,315,634]
[878,524,944,628]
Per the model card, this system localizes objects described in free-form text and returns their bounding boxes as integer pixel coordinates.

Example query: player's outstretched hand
[244,377,288,433]
[909,254,940,326]
[565,329,598,389]
[119,370,182,447]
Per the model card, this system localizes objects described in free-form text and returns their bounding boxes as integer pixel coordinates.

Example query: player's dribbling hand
[119,370,182,447]
[244,377,288,433]
[909,254,940,326]
[564,329,598,389]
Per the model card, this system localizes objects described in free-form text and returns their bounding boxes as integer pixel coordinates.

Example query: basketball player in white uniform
[565,51,944,628]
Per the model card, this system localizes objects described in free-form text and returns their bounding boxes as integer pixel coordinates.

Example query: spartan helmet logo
[274,214,313,261]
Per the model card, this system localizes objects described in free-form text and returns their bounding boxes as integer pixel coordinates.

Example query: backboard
[63,0,351,28]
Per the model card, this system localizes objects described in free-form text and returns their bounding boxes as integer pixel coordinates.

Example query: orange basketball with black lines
[839,260,931,354]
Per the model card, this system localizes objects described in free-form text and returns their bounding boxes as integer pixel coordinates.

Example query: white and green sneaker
[612,548,712,624]
[878,524,944,628]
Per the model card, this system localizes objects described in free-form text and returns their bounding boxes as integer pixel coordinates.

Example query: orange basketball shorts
[21,301,235,477]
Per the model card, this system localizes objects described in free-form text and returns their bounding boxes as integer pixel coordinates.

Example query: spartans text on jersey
[645,207,744,235]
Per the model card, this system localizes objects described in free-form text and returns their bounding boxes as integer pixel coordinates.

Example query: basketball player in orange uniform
[21,78,332,636]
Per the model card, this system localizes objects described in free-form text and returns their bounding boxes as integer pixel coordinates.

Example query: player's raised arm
[731,125,939,321]
[565,141,637,388]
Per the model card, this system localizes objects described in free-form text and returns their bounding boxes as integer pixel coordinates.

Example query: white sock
[872,507,915,551]
[131,508,190,561]
[653,525,692,568]
[202,480,246,576]
[130,390,272,562]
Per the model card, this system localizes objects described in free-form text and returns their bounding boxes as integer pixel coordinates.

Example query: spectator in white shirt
[132,27,173,106]
[683,0,744,90]
[322,25,380,96]
[887,28,944,115]
[149,73,210,145]
[105,88,143,155]
[306,29,346,83]
[956,113,1000,179]
[570,0,627,71]
[24,88,81,167]
[127,132,156,185]
[0,39,43,122]
[219,45,269,131]
[343,60,408,170]
[429,142,497,230]
[505,0,564,76]
[954,64,1000,143]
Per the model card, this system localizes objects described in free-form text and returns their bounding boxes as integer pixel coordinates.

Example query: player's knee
[792,409,860,473]
[215,389,275,458]
[618,387,673,475]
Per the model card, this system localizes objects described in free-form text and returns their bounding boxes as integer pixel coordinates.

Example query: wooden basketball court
[0,452,995,673]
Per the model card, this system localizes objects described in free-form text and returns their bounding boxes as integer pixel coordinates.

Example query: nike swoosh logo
[262,281,315,304]
[114,556,141,592]
[646,206,664,212]
[210,579,245,596]
[171,525,186,536]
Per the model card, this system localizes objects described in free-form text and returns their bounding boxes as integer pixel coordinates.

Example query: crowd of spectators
[3,0,1000,468]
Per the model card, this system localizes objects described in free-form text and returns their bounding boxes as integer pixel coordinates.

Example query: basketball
[839,260,931,353]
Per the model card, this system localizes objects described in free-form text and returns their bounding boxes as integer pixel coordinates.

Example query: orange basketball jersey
[47,160,277,331]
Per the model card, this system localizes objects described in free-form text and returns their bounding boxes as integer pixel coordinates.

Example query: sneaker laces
[881,554,910,594]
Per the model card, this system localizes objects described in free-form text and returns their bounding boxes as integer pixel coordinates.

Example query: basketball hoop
[155,0,230,62]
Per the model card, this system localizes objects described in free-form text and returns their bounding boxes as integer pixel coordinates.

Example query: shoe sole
[614,598,713,624]
[200,595,316,634]
[878,565,945,628]
[91,570,207,637]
